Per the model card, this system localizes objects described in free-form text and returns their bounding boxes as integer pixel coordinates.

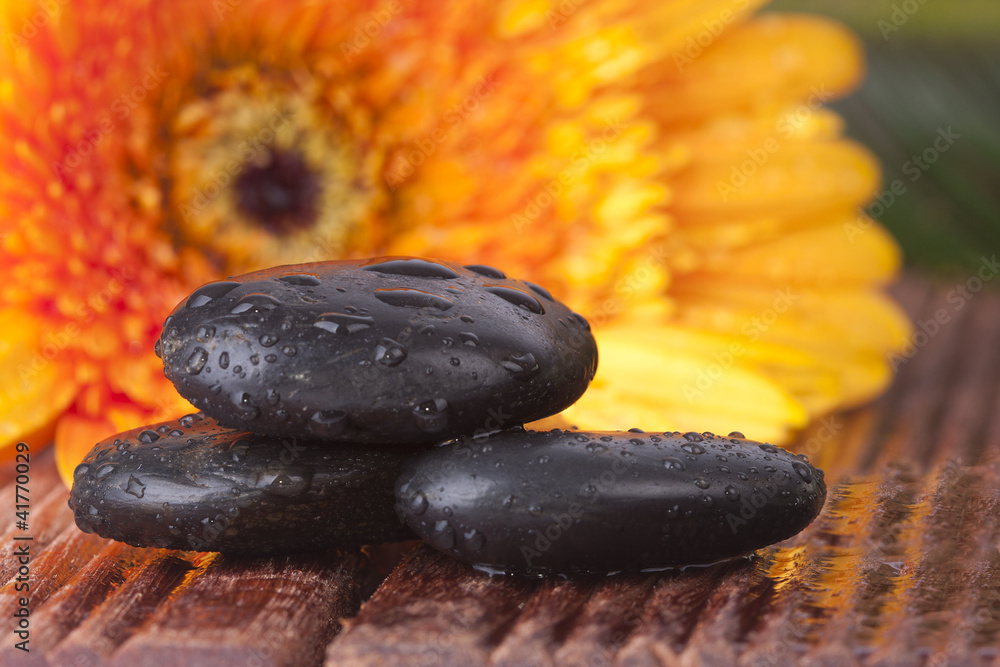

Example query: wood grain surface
[2,275,999,666]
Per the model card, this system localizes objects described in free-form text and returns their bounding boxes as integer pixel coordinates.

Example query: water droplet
[725,485,741,501]
[717,454,728,462]
[168,429,183,437]
[459,332,479,347]
[574,434,590,443]
[249,354,259,366]
[187,281,240,308]
[123,475,146,498]
[195,325,216,342]
[694,477,711,489]
[449,357,461,366]
[759,444,779,454]
[156,425,171,434]
[628,428,645,433]
[230,293,281,314]
[184,347,208,375]
[484,285,544,314]
[701,494,715,508]
[153,339,162,358]
[265,388,280,405]
[464,264,506,279]
[233,392,260,420]
[94,463,118,479]
[413,398,449,433]
[363,257,459,279]
[232,365,243,374]
[764,465,777,473]
[538,455,551,464]
[663,457,686,471]
[462,529,486,552]
[664,504,680,519]
[278,273,321,286]
[73,464,90,480]
[137,430,160,444]
[374,287,454,311]
[681,443,706,455]
[314,312,375,335]
[309,409,349,437]
[441,337,455,347]
[282,345,297,356]
[528,504,543,516]
[523,281,553,301]
[683,432,704,442]
[729,431,745,439]
[259,334,279,347]
[792,461,814,483]
[502,494,516,508]
[501,352,539,380]
[408,491,429,515]
[374,338,407,367]
[265,354,277,363]
[257,472,312,498]
[218,351,230,369]
[460,315,475,324]
[430,520,456,550]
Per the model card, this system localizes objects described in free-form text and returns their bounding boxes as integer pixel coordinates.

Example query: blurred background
[769,0,1000,273]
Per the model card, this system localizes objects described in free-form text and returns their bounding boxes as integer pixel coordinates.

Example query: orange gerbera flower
[0,0,910,486]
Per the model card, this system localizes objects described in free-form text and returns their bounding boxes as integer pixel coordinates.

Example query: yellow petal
[563,325,808,443]
[0,310,78,451]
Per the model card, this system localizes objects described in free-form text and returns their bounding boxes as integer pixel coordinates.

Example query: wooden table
[2,274,999,666]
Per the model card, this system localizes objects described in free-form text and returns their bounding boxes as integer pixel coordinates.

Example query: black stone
[395,430,826,575]
[68,413,419,554]
[158,257,597,444]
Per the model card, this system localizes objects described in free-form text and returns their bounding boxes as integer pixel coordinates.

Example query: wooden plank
[112,551,363,667]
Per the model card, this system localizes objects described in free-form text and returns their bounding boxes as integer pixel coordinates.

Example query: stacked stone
[70,257,826,576]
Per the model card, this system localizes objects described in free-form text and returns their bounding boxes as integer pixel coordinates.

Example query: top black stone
[157,257,598,444]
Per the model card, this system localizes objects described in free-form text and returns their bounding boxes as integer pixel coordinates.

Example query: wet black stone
[68,414,420,554]
[395,430,826,575]
[158,257,597,444]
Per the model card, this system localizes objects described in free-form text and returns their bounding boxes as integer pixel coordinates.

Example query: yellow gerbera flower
[0,0,910,486]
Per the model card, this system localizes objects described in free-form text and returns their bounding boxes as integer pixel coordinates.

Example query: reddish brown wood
[112,551,363,667]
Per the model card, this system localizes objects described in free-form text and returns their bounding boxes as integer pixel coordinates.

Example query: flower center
[165,66,385,272]
[234,148,320,235]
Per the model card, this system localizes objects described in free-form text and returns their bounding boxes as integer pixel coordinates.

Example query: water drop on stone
[363,257,460,279]
[501,352,539,380]
[374,338,407,367]
[430,520,456,550]
[409,491,429,515]
[725,485,741,501]
[729,431,745,439]
[195,325,215,342]
[683,432,704,442]
[278,273,321,286]
[374,287,454,311]
[137,430,160,444]
[187,281,240,308]
[185,347,208,375]
[792,461,814,483]
[413,398,449,433]
[259,333,279,347]
[154,339,162,358]
[282,345,297,356]
[314,312,375,335]
[484,285,544,314]
[230,293,281,314]
[309,409,349,437]
[663,457,686,471]
[258,472,312,498]
[73,464,90,480]
[694,477,711,490]
[218,351,229,369]
[462,529,486,552]
[459,332,479,347]
[464,264,506,279]
[759,444,779,454]
[681,443,706,455]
